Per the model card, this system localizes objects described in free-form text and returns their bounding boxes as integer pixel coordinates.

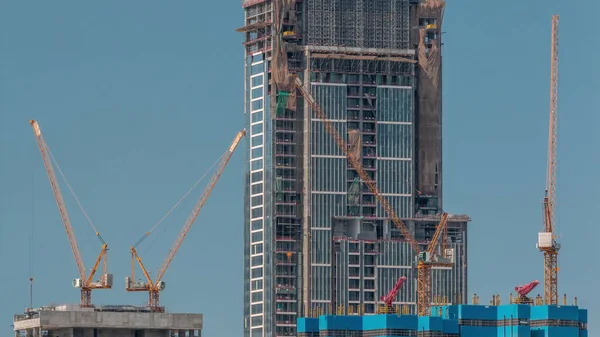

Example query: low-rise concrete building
[13,304,202,337]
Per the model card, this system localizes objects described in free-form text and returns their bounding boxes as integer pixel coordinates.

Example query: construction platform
[13,304,203,337]
[298,304,588,337]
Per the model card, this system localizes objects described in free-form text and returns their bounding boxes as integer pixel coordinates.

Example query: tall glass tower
[239,1,470,336]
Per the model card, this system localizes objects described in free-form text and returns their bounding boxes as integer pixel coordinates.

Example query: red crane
[514,280,540,305]
[378,276,407,314]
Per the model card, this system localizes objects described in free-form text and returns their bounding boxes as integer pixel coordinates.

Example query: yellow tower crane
[29,120,112,308]
[125,129,246,312]
[286,74,452,316]
[537,14,561,306]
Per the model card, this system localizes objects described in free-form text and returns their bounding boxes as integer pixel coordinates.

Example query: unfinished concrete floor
[13,307,202,337]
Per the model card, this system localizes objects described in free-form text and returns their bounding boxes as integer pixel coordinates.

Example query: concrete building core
[13,305,202,337]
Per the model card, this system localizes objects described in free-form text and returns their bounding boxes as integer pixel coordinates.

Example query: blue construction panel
[530,305,579,321]
[319,315,362,331]
[530,330,545,337]
[459,326,497,337]
[497,326,530,337]
[531,326,580,337]
[418,316,444,332]
[431,305,452,317]
[580,330,588,337]
[578,309,588,323]
[297,317,318,333]
[442,319,459,334]
[496,304,531,320]
[456,304,498,320]
[546,326,580,336]
[362,314,418,331]
[446,305,459,319]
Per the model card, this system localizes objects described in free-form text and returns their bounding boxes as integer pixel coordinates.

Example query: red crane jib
[515,280,540,297]
[380,276,408,306]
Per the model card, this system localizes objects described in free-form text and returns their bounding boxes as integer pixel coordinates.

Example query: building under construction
[297,303,588,336]
[13,305,203,337]
[239,0,470,336]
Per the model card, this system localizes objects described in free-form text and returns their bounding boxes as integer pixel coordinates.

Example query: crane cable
[29,160,36,310]
[46,146,105,245]
[133,151,227,249]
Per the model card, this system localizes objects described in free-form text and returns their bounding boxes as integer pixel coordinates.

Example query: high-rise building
[239,1,470,336]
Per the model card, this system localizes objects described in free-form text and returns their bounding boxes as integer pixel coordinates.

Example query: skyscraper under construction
[239,1,470,336]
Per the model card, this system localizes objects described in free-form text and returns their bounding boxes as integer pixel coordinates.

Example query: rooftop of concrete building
[13,304,203,334]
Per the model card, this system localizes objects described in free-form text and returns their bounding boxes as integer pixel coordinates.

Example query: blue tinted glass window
[251,268,263,279]
[251,316,263,326]
[251,279,263,290]
[251,194,263,206]
[251,182,263,194]
[251,243,263,255]
[252,53,263,63]
[251,231,263,242]
[251,207,263,218]
[251,159,263,171]
[252,76,263,87]
[251,147,263,159]
[251,111,263,123]
[251,135,263,147]
[251,219,263,230]
[251,171,263,182]
[251,87,263,99]
[251,291,263,302]
[251,63,263,75]
[251,100,263,111]
[251,123,263,134]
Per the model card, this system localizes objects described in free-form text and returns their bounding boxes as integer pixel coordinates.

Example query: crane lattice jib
[154,130,246,285]
[30,120,87,281]
[546,14,559,234]
[290,75,420,254]
[426,213,448,256]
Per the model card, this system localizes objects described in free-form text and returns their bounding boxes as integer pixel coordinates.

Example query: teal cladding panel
[496,304,531,320]
[319,315,363,331]
[362,314,418,330]
[459,326,497,337]
[530,305,580,320]
[457,305,497,320]
[418,316,444,331]
[297,318,319,333]
[579,309,588,323]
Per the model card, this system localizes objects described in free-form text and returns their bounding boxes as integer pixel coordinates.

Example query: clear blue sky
[1,1,598,335]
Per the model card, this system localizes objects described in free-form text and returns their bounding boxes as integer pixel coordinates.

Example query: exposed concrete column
[301,47,312,318]
[25,328,33,337]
